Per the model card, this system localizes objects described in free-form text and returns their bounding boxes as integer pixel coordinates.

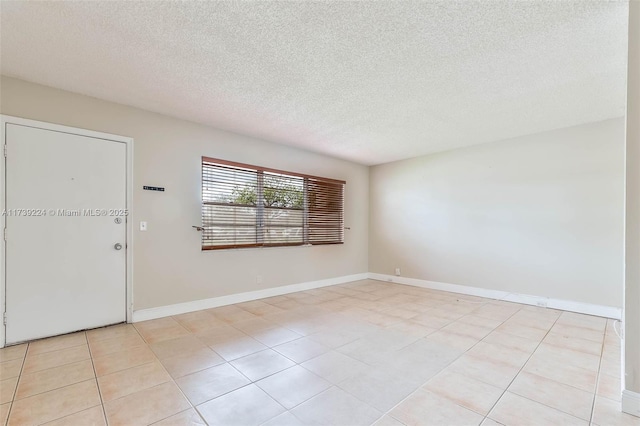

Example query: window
[201,157,345,250]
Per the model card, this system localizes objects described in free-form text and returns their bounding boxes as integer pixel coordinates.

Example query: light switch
[140,221,147,231]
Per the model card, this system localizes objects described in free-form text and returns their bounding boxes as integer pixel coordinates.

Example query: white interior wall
[0,76,369,311]
[0,76,627,316]
[624,0,640,413]
[369,118,625,309]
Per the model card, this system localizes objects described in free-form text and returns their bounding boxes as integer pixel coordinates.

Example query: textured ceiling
[0,1,629,165]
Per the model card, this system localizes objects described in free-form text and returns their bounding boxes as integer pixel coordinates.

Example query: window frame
[201,156,345,251]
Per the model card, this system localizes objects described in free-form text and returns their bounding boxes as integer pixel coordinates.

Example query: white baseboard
[133,271,622,322]
[367,273,622,320]
[622,390,640,418]
[132,273,369,322]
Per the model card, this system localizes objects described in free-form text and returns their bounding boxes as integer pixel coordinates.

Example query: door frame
[0,115,134,348]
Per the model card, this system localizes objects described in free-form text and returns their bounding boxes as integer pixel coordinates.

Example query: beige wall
[625,0,640,399]
[0,76,628,315]
[369,118,625,308]
[0,76,369,310]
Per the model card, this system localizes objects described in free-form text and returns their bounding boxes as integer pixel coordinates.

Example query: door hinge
[3,145,6,157]
[3,313,6,326]
[3,228,6,241]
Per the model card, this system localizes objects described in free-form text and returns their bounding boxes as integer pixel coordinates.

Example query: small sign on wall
[143,186,165,192]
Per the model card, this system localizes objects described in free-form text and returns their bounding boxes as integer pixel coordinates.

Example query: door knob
[114,243,123,250]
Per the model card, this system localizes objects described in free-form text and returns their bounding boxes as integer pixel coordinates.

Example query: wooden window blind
[308,179,344,245]
[201,157,345,250]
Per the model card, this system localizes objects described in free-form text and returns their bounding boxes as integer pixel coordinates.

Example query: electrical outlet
[256,275,263,285]
[395,267,401,276]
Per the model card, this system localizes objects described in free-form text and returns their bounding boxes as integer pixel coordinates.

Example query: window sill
[202,242,344,252]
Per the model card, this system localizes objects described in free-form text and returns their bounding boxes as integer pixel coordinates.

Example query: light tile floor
[0,280,636,426]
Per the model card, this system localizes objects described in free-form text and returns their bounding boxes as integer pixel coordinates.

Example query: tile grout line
[146,287,604,425]
[196,320,337,413]
[170,301,383,424]
[206,314,358,423]
[588,323,608,425]
[431,302,530,421]
[139,318,296,415]
[181,346,288,419]
[481,313,591,424]
[302,294,469,424]
[152,288,608,424]
[8,379,101,407]
[370,300,526,425]
[4,342,29,426]
[172,313,327,425]
[20,338,86,357]
[8,334,103,424]
[84,332,109,426]
[91,326,162,423]
[380,300,572,423]
[8,360,99,403]
[201,282,540,422]
[130,321,210,426]
[146,284,612,425]
[93,325,179,424]
[4,282,617,426]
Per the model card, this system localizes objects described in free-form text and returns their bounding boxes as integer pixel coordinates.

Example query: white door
[5,123,127,344]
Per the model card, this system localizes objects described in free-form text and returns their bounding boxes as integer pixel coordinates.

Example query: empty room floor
[0,280,634,426]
